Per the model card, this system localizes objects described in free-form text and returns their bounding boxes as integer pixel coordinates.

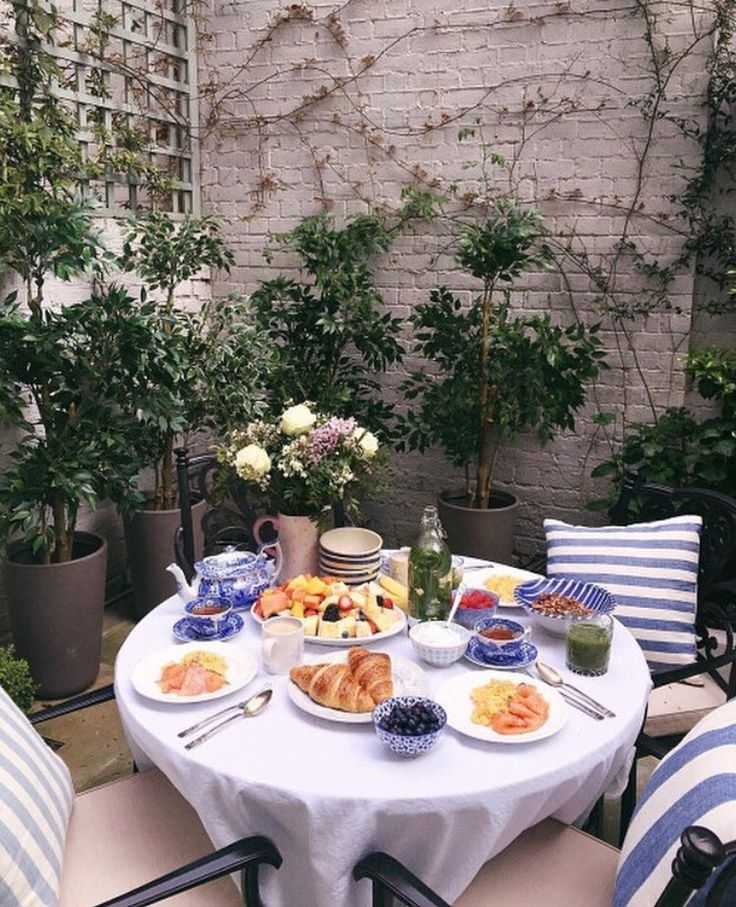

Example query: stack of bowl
[319,527,383,585]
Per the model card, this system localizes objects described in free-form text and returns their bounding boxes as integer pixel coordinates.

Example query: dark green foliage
[401,199,605,507]
[0,645,38,713]
[251,213,404,441]
[590,348,736,507]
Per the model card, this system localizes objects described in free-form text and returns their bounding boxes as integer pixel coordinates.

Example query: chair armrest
[353,852,451,907]
[29,684,116,725]
[92,835,282,907]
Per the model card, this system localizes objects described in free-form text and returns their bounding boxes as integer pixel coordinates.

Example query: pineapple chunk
[335,615,356,638]
[355,620,373,638]
[301,615,319,636]
[286,575,309,591]
[319,594,339,612]
[318,620,340,638]
[291,600,305,619]
[306,576,328,596]
[372,607,401,633]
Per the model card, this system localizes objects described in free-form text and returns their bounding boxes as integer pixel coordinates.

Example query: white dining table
[114,561,652,907]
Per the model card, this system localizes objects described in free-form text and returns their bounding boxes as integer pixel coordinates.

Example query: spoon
[184,687,273,750]
[535,663,615,718]
[445,582,467,628]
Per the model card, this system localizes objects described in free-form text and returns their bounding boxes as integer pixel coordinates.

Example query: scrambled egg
[181,650,228,676]
[470,679,517,726]
[484,574,521,602]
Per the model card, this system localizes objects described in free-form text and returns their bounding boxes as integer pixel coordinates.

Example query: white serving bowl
[409,621,471,667]
[319,527,383,559]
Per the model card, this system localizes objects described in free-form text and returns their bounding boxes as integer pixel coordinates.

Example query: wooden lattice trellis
[49,0,199,215]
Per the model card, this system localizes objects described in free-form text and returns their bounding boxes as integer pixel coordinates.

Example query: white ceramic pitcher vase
[252,513,321,583]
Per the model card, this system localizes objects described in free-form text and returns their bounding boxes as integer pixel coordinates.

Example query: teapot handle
[257,540,282,584]
[253,514,279,546]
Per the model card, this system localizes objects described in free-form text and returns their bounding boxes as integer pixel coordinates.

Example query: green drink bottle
[408,505,452,625]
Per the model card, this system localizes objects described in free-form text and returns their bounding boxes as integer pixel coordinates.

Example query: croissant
[347,648,393,704]
[290,663,375,713]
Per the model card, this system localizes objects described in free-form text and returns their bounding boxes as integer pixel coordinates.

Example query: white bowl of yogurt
[409,621,471,667]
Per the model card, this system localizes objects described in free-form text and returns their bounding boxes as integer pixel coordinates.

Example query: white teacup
[262,616,304,675]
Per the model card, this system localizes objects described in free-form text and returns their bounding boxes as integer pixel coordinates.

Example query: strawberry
[338,594,353,612]
[381,597,394,609]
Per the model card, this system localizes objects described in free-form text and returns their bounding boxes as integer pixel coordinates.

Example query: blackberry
[322,604,340,622]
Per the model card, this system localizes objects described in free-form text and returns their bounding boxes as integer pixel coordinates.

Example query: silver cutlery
[535,662,616,718]
[178,690,260,738]
[182,688,273,750]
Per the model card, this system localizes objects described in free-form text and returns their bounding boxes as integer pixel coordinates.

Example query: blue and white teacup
[183,596,233,638]
[473,617,531,656]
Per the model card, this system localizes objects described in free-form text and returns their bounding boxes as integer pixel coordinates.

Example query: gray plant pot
[4,532,107,699]
[437,488,520,564]
[124,498,206,618]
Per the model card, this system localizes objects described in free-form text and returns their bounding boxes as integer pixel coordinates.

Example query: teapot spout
[166,563,196,602]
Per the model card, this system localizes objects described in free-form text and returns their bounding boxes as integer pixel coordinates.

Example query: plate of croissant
[288,647,427,723]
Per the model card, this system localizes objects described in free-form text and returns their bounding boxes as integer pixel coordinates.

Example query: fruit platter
[251,574,407,646]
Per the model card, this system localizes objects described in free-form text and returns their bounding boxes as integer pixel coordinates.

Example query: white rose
[353,428,379,459]
[234,444,271,480]
[280,404,316,436]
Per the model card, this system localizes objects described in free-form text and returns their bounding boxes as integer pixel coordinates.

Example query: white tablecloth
[114,568,651,907]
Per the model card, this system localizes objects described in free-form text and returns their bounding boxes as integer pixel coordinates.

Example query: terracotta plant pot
[4,532,107,699]
[124,498,206,618]
[437,488,519,564]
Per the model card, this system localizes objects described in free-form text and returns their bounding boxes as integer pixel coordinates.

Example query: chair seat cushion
[454,819,619,907]
[59,769,243,907]
[645,672,727,737]
[614,698,736,907]
[544,515,702,672]
[0,685,74,907]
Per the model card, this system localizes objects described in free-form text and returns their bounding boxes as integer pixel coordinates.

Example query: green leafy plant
[119,212,243,510]
[0,645,38,712]
[0,2,174,563]
[401,199,606,507]
[250,213,404,441]
[590,348,736,505]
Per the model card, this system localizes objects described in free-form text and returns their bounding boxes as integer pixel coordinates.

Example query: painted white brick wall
[198,0,723,555]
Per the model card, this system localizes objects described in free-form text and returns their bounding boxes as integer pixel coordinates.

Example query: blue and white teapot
[167,545,281,609]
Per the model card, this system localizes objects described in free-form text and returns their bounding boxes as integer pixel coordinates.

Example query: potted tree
[401,199,606,561]
[119,213,270,615]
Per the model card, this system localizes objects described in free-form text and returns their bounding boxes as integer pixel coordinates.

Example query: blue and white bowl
[472,617,531,655]
[465,636,538,670]
[514,577,615,638]
[173,611,244,643]
[372,696,447,757]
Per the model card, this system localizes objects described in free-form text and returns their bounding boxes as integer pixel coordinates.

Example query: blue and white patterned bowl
[453,587,500,629]
[465,636,538,670]
[472,617,531,654]
[514,577,616,638]
[372,696,447,757]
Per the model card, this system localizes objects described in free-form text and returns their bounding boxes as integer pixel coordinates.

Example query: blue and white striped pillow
[0,685,74,907]
[544,516,702,673]
[613,697,736,906]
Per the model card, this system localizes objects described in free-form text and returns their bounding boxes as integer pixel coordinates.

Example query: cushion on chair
[453,818,619,907]
[0,685,74,907]
[613,698,736,907]
[645,673,727,738]
[59,768,243,906]
[544,516,702,672]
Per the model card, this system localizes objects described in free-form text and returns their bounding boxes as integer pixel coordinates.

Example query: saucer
[173,612,244,643]
[464,637,538,670]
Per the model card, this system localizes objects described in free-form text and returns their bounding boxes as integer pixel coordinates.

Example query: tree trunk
[52,496,72,563]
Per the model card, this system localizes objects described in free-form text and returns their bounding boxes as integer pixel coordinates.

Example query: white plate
[434,669,567,744]
[250,603,407,647]
[131,641,258,704]
[288,651,427,723]
[461,564,544,608]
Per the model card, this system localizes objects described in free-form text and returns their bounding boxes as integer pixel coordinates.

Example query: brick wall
[198,0,726,556]
[194,0,726,555]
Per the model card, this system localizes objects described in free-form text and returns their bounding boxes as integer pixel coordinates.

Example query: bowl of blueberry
[372,696,447,757]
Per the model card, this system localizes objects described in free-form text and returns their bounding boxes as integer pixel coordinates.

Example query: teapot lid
[194,547,270,579]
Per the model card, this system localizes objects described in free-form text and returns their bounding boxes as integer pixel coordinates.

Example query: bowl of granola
[514,577,615,638]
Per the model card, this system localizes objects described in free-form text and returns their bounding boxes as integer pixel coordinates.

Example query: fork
[178,697,253,738]
[522,670,604,721]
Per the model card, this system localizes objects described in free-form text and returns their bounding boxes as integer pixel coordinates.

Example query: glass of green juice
[566,614,613,677]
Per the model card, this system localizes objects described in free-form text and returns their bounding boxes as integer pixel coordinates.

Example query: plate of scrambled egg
[461,565,544,608]
[434,670,568,743]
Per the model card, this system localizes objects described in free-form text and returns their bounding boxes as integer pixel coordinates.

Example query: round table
[114,568,651,907]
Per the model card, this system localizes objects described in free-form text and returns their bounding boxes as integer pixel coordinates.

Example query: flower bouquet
[220,403,381,520]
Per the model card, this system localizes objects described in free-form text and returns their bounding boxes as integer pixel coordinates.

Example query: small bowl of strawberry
[453,586,499,629]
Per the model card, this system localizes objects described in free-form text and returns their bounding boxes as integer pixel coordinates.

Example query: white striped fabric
[0,685,74,907]
[544,516,701,673]
[613,697,736,906]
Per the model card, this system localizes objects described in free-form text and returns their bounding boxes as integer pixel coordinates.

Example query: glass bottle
[408,505,452,625]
